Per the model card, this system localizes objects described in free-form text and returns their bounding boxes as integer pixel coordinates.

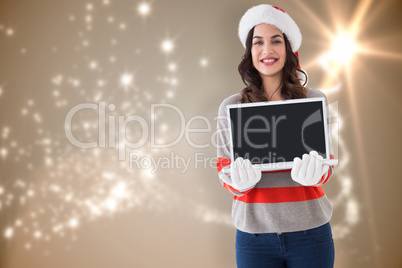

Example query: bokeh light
[138,2,151,16]
[161,39,174,53]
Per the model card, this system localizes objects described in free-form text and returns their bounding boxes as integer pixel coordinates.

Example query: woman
[216,4,336,268]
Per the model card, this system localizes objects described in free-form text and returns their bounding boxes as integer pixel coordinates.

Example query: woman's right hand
[219,157,262,192]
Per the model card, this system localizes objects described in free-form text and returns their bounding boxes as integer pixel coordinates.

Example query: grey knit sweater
[216,88,335,234]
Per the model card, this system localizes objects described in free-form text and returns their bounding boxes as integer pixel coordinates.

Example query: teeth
[262,59,275,63]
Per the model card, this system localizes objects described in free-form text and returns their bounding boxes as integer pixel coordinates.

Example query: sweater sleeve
[216,97,254,197]
[313,93,335,187]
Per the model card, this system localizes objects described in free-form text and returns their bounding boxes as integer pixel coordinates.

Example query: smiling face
[251,23,286,80]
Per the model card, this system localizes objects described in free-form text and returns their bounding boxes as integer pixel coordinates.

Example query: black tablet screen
[229,100,326,165]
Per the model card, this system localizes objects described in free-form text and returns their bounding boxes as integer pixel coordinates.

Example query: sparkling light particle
[85,15,92,23]
[86,3,94,11]
[168,63,176,71]
[90,205,101,215]
[5,227,14,239]
[65,194,73,202]
[346,199,359,225]
[83,122,90,129]
[119,23,126,30]
[27,190,35,197]
[52,225,63,233]
[160,124,168,132]
[6,28,14,36]
[200,58,209,67]
[49,184,60,192]
[111,181,127,198]
[69,218,79,228]
[0,148,8,158]
[34,230,42,239]
[106,198,117,211]
[161,40,174,53]
[166,91,174,98]
[171,78,178,86]
[70,79,81,87]
[97,80,105,87]
[33,113,42,123]
[102,172,115,180]
[120,73,133,86]
[138,3,151,16]
[52,75,63,85]
[0,125,8,134]
[89,61,98,69]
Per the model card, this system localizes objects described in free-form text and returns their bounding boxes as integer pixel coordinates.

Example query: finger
[243,159,254,181]
[230,158,241,184]
[313,154,324,179]
[245,167,255,183]
[306,152,316,179]
[252,164,262,180]
[236,158,248,182]
[298,154,310,178]
[243,158,253,169]
[291,157,302,179]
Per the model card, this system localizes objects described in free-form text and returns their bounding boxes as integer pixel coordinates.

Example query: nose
[262,43,273,55]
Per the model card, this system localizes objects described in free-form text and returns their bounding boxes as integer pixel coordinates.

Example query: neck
[261,75,283,101]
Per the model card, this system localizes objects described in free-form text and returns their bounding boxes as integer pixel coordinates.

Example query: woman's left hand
[291,151,329,186]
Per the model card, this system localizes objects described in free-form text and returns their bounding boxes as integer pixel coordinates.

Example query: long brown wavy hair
[238,26,307,103]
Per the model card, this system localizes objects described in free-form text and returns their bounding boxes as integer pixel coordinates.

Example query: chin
[259,71,282,77]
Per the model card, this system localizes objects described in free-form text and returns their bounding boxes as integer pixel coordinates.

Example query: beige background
[0,0,401,267]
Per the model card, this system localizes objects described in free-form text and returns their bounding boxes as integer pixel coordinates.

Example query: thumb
[291,157,302,179]
[219,172,233,186]
[321,164,330,176]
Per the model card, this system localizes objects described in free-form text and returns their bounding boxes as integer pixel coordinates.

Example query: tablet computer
[222,97,338,173]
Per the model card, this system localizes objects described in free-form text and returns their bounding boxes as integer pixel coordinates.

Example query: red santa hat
[238,4,308,85]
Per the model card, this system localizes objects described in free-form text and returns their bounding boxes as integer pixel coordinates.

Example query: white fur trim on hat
[238,4,302,52]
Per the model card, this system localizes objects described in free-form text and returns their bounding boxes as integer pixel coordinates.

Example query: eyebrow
[252,34,283,40]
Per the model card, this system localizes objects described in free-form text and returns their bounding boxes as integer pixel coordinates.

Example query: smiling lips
[260,57,278,66]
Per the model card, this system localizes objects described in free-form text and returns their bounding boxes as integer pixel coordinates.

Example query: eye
[272,40,282,44]
[253,41,262,45]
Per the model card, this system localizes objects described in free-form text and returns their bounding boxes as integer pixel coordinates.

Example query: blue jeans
[235,222,335,268]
